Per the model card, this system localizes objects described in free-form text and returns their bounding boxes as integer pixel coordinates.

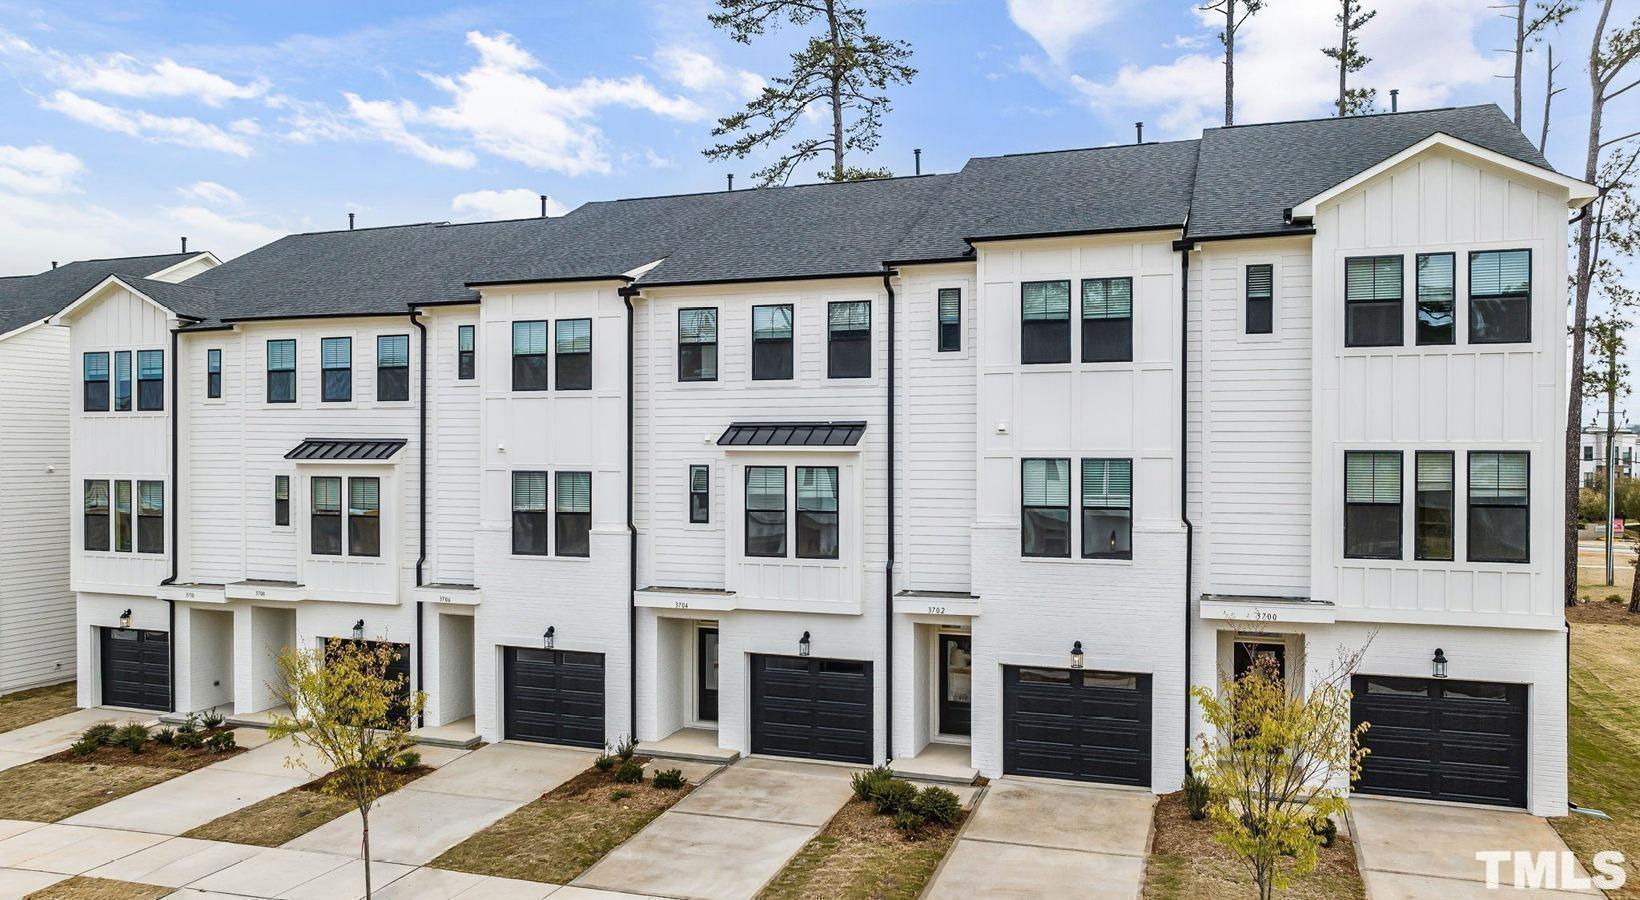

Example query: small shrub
[173,730,205,750]
[1184,773,1211,821]
[200,710,226,729]
[153,727,176,745]
[613,734,638,761]
[613,760,644,784]
[593,753,615,772]
[113,723,150,754]
[872,778,918,815]
[913,786,962,825]
[205,731,237,754]
[81,723,117,746]
[893,810,926,833]
[164,750,183,762]
[393,750,422,771]
[70,738,100,756]
[1608,593,1624,603]
[653,767,685,789]
[1312,815,1338,848]
[851,765,894,801]
[610,789,633,801]
[176,714,199,735]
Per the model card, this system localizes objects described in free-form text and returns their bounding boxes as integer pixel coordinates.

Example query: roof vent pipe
[1390,89,1399,112]
[727,173,735,191]
[539,195,549,218]
[51,261,58,269]
[348,212,355,230]
[180,236,188,253]
[914,148,922,175]
[1135,122,1144,143]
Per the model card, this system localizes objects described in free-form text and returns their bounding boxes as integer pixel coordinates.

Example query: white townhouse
[0,251,215,696]
[1578,426,1638,487]
[56,103,1588,816]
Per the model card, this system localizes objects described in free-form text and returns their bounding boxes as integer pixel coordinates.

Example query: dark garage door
[1352,675,1528,808]
[750,654,873,764]
[101,628,170,711]
[503,648,606,749]
[1004,666,1151,786]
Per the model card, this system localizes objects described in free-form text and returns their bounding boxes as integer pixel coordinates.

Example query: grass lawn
[0,762,179,822]
[23,876,170,899]
[756,797,964,900]
[0,682,77,735]
[1575,545,1634,605]
[184,765,431,847]
[1143,792,1365,900]
[432,759,693,884]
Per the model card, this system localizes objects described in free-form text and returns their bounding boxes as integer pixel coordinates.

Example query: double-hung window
[1022,280,1071,364]
[1245,265,1274,334]
[321,338,351,402]
[512,472,549,556]
[377,335,409,401]
[1414,451,1454,561]
[689,464,710,523]
[311,477,343,555]
[84,480,110,551]
[136,350,164,410]
[1415,253,1455,345]
[137,481,164,554]
[1345,256,1403,347]
[752,304,794,380]
[678,308,718,382]
[1021,458,1071,558]
[512,321,548,391]
[1469,451,1529,563]
[745,466,787,557]
[114,351,132,411]
[206,349,222,398]
[555,319,592,390]
[114,480,133,552]
[1081,277,1133,362]
[83,353,110,411]
[828,301,871,378]
[1081,458,1132,559]
[1469,250,1531,344]
[937,288,961,352]
[274,475,290,526]
[457,324,476,380]
[1344,451,1402,559]
[267,340,296,403]
[555,472,592,557]
[1585,445,1595,461]
[347,478,380,557]
[796,466,839,559]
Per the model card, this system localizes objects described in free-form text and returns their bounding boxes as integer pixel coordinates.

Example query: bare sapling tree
[1495,0,1579,127]
[1200,0,1267,126]
[1323,0,1378,115]
[1541,43,1565,152]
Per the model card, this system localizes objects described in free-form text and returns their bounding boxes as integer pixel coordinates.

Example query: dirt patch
[757,797,965,900]
[0,682,77,736]
[1143,791,1365,900]
[24,876,170,900]
[1567,599,1640,626]
[0,762,179,823]
[184,765,432,847]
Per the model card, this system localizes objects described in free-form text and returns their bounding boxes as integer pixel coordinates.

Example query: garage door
[503,648,605,749]
[101,628,170,711]
[1351,675,1528,808]
[327,639,412,725]
[1003,666,1151,786]
[750,654,873,764]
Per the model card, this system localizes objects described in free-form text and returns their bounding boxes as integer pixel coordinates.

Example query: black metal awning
[717,421,866,447]
[284,438,407,461]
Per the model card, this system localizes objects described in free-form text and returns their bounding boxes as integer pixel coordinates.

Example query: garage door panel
[750,655,873,764]
[101,629,170,712]
[1004,667,1152,788]
[504,648,606,749]
[1352,675,1527,808]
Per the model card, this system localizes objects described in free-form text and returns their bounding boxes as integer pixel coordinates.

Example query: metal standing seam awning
[717,421,867,447]
[284,438,407,461]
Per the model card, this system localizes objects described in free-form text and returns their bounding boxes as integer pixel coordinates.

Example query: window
[1415,253,1455,345]
[1344,451,1402,559]
[83,353,109,411]
[1585,445,1595,461]
[114,351,132,411]
[267,340,296,403]
[311,476,343,555]
[348,477,380,557]
[457,325,476,380]
[136,350,165,411]
[556,471,592,557]
[114,480,133,553]
[1414,451,1454,561]
[689,464,710,523]
[1081,458,1132,559]
[206,349,222,399]
[512,472,548,556]
[377,335,409,401]
[512,321,548,391]
[1345,256,1403,347]
[828,301,871,378]
[1246,264,1274,334]
[274,476,290,526]
[1081,277,1133,362]
[752,304,794,380]
[1469,451,1529,563]
[745,466,787,557]
[555,319,592,390]
[796,466,839,559]
[678,308,718,382]
[1470,250,1531,344]
[84,480,109,551]
[1022,458,1071,558]
[1022,280,1071,364]
[137,481,164,554]
[937,288,961,352]
[320,338,351,402]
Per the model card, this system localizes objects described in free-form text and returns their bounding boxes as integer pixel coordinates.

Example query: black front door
[938,634,971,736]
[1233,641,1287,680]
[101,628,170,711]
[698,627,719,722]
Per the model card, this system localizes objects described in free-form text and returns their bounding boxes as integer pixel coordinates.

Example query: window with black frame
[457,324,476,380]
[689,464,710,523]
[206,349,222,398]
[1414,451,1454,561]
[274,475,290,526]
[796,466,839,559]
[377,335,409,401]
[937,287,961,352]
[114,480,132,552]
[1469,451,1529,562]
[1344,256,1403,347]
[114,351,132,411]
[1022,458,1071,558]
[1415,253,1455,345]
[320,338,351,402]
[678,308,718,382]
[1469,250,1531,344]
[137,481,164,554]
[1021,280,1071,364]
[83,352,109,411]
[828,301,870,378]
[137,349,164,410]
[1081,277,1133,362]
[348,477,380,557]
[512,321,548,391]
[1081,458,1132,559]
[745,466,787,557]
[512,471,548,555]
[311,476,343,555]
[752,304,794,380]
[1245,264,1274,334]
[556,319,592,390]
[84,480,109,551]
[267,340,296,403]
[1344,451,1401,558]
[556,471,592,557]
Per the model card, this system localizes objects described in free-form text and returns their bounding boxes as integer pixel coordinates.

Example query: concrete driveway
[926,779,1155,899]
[1350,797,1603,897]
[0,707,151,773]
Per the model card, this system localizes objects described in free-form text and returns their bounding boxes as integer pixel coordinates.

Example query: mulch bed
[756,796,967,900]
[38,729,244,772]
[1567,599,1640,626]
[1144,791,1365,900]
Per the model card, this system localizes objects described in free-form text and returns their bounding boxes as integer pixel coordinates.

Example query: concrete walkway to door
[0,707,153,773]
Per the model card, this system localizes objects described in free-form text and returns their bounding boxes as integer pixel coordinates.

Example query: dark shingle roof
[0,252,205,337]
[285,438,406,461]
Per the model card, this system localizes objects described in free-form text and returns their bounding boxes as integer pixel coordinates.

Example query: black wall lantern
[118,609,132,630]
[1432,648,1448,679]
[352,619,365,641]
[543,626,556,650]
[1070,640,1085,669]
[798,631,811,657]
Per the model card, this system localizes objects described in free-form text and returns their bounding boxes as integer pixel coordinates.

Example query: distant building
[1579,427,1639,487]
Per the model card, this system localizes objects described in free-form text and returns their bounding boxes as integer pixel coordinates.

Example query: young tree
[703,0,916,185]
[1322,0,1377,116]
[1200,0,1267,126]
[1584,315,1630,585]
[1189,647,1369,900]
[270,640,425,898]
[1497,0,1579,128]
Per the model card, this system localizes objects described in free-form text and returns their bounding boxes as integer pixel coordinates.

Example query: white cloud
[450,188,567,221]
[177,181,242,206]
[0,144,83,194]
[41,90,254,156]
[654,45,764,99]
[0,191,282,273]
[344,93,477,168]
[644,148,674,169]
[162,205,284,251]
[58,54,268,107]
[1007,0,1124,65]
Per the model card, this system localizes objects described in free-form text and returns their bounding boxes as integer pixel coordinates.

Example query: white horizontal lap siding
[429,310,481,585]
[1311,147,1569,624]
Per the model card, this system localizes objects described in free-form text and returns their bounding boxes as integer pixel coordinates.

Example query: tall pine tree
[1322,0,1377,116]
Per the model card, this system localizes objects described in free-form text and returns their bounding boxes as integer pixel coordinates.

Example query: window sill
[1017,555,1135,567]
[508,554,594,562]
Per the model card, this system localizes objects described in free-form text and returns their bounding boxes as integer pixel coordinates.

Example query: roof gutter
[965,223,1185,245]
[410,308,428,729]
[1172,237,1196,776]
[619,283,641,740]
[882,266,898,764]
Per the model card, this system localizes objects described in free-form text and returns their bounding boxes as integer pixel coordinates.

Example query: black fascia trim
[221,309,437,324]
[965,223,1185,244]
[640,270,895,290]
[464,274,634,288]
[1183,227,1318,244]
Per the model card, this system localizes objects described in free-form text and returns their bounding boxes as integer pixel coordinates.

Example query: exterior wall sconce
[543,626,556,650]
[1432,648,1448,679]
[352,619,365,641]
[799,631,811,657]
[1070,640,1085,669]
[119,609,132,630]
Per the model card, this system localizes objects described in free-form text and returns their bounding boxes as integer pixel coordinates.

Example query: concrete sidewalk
[0,707,152,774]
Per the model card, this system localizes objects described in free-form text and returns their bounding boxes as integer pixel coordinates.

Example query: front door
[698,627,719,722]
[1233,640,1287,680]
[938,634,972,736]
